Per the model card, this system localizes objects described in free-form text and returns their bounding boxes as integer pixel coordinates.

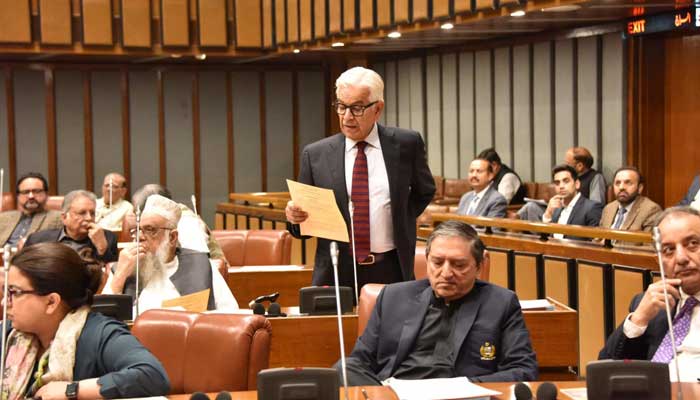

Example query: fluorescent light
[440,22,454,30]
[388,31,402,39]
[195,53,207,60]
[293,49,301,54]
[331,42,345,47]
[510,10,526,17]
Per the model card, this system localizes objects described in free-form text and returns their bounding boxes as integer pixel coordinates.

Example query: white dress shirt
[690,187,700,211]
[550,192,581,239]
[623,289,700,382]
[497,173,521,204]
[344,123,395,253]
[103,257,239,313]
[96,198,134,231]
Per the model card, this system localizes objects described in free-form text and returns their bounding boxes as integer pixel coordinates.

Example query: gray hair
[425,220,486,266]
[655,206,700,227]
[132,184,172,212]
[335,67,384,103]
[62,190,96,213]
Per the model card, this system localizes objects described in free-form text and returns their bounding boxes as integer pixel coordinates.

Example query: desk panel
[227,266,313,308]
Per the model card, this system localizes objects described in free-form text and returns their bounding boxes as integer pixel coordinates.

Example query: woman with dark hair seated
[1,242,170,400]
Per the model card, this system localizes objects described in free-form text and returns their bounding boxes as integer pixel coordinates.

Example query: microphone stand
[108,175,113,209]
[348,201,359,305]
[652,227,682,400]
[134,206,141,319]
[0,245,13,395]
[330,242,349,400]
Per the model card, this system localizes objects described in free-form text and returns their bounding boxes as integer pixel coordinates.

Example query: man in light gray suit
[0,172,62,247]
[456,159,507,218]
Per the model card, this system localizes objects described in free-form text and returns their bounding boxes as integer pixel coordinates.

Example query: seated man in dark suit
[0,172,62,247]
[599,206,700,381]
[678,174,700,211]
[25,190,118,262]
[542,164,603,240]
[338,220,538,384]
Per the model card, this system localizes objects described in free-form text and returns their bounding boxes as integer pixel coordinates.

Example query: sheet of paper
[287,179,349,242]
[560,387,587,399]
[384,377,501,400]
[161,289,210,312]
[235,265,305,272]
[519,299,554,310]
[524,197,548,206]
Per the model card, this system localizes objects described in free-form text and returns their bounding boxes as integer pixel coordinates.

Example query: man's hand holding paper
[286,180,349,242]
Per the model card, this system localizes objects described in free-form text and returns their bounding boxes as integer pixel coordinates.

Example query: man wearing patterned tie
[599,166,661,233]
[599,206,700,381]
[285,66,435,292]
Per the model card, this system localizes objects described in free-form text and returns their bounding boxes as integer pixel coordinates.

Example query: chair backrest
[132,309,272,394]
[535,183,556,202]
[212,230,292,266]
[443,178,471,200]
[357,283,385,337]
[1,192,14,211]
[432,175,445,200]
[46,196,64,211]
[523,182,537,199]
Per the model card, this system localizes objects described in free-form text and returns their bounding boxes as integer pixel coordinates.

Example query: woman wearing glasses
[1,242,170,400]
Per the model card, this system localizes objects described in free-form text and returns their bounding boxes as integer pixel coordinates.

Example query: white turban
[143,194,182,227]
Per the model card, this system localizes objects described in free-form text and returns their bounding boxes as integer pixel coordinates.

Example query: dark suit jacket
[347,279,538,382]
[600,196,662,233]
[0,210,62,246]
[678,175,700,206]
[288,125,435,286]
[24,228,118,263]
[599,293,671,361]
[551,195,603,240]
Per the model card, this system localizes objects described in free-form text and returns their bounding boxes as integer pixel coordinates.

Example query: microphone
[535,382,557,400]
[0,244,12,396]
[513,382,532,400]
[191,194,198,216]
[214,392,231,400]
[189,392,210,400]
[347,201,359,305]
[330,241,349,400]
[652,226,683,398]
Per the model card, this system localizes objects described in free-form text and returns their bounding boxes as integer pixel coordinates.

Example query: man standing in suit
[600,166,661,232]
[25,190,118,262]
[599,207,700,381]
[0,172,62,247]
[338,220,537,384]
[285,66,435,291]
[678,174,700,210]
[543,164,603,240]
[456,158,507,218]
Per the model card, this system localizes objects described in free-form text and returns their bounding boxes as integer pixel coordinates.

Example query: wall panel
[374,62,386,126]
[300,0,312,42]
[198,0,228,47]
[275,0,287,44]
[163,71,195,207]
[55,71,85,194]
[265,71,294,191]
[297,70,325,161]
[532,42,553,181]
[82,0,113,45]
[14,70,48,178]
[121,0,151,47]
[329,0,341,34]
[397,59,411,129]
[601,33,624,179]
[554,39,575,158]
[91,71,123,190]
[0,72,7,184]
[0,0,31,43]
[493,47,511,166]
[577,37,599,158]
[442,54,458,178]
[162,0,190,47]
[314,0,326,38]
[474,50,492,152]
[408,58,424,135]
[458,51,475,178]
[425,55,442,176]
[394,0,409,23]
[377,0,391,27]
[128,71,159,192]
[288,0,299,43]
[199,71,229,225]
[235,0,262,47]
[232,71,262,192]
[384,61,397,127]
[40,0,72,45]
[513,44,532,180]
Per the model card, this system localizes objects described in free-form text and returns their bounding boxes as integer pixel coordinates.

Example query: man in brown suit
[0,172,62,247]
[600,166,661,232]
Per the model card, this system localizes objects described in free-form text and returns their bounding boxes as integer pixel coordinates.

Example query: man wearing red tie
[285,67,435,292]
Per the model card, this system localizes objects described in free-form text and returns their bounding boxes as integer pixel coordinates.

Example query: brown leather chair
[211,230,292,266]
[432,175,444,201]
[523,182,537,199]
[606,184,615,203]
[46,196,64,211]
[1,192,14,211]
[357,283,384,336]
[132,309,272,394]
[535,183,556,202]
[416,204,449,227]
[435,178,471,205]
[414,244,427,280]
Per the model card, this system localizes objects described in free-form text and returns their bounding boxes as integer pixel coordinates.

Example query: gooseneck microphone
[535,382,558,400]
[652,227,683,399]
[330,242,349,400]
[513,382,532,400]
[0,244,12,396]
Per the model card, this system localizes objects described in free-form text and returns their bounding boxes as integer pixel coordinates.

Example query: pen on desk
[361,388,370,400]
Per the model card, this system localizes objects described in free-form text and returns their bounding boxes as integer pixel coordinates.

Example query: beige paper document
[286,179,349,242]
[161,289,210,312]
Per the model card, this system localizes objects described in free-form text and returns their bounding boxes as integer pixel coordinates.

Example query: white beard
[138,240,172,289]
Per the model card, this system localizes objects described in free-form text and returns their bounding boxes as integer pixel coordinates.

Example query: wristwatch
[65,381,79,400]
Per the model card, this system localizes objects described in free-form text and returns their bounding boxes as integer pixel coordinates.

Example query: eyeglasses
[103,183,125,189]
[129,226,173,239]
[6,287,39,304]
[334,101,378,117]
[18,189,45,196]
[69,209,95,220]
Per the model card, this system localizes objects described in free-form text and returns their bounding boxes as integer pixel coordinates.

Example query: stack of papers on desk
[519,299,554,310]
[384,377,501,400]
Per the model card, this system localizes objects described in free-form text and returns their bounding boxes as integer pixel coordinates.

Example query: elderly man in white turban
[103,195,238,312]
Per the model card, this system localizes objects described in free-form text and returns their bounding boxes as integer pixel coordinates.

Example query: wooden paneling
[360,0,373,30]
[413,0,428,21]
[577,262,606,375]
[121,0,151,47]
[376,0,390,27]
[299,0,311,41]
[329,0,340,34]
[544,259,569,306]
[488,250,509,289]
[40,0,72,45]
[0,0,31,43]
[45,70,58,192]
[454,0,471,13]
[82,0,113,45]
[161,0,190,47]
[613,268,644,326]
[432,0,450,19]
[275,0,286,44]
[344,0,356,32]
[314,0,326,38]
[288,0,299,43]
[475,0,495,10]
[394,0,408,23]
[262,0,274,47]
[235,0,262,48]
[226,266,313,308]
[198,0,228,47]
[514,254,538,300]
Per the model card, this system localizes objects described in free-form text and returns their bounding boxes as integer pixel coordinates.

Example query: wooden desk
[226,266,313,308]
[169,382,700,399]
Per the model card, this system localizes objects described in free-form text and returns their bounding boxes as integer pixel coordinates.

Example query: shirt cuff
[542,215,552,223]
[623,313,648,338]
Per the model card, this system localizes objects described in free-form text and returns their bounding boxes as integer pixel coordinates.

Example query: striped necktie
[351,141,371,263]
